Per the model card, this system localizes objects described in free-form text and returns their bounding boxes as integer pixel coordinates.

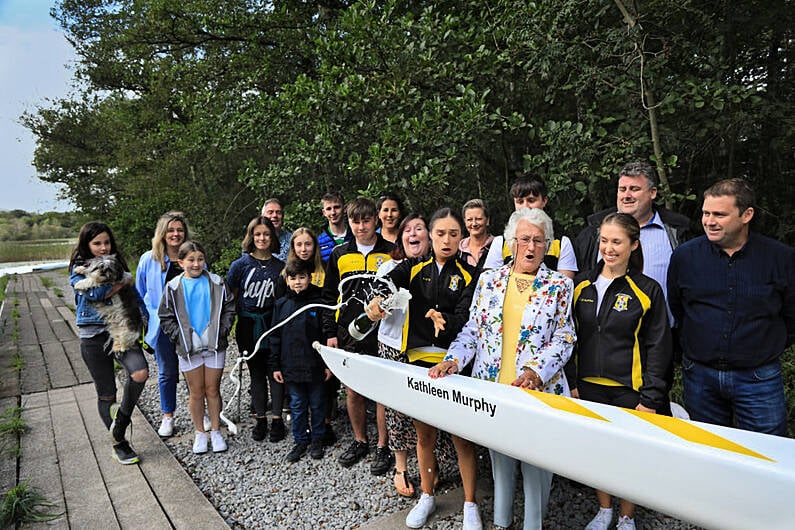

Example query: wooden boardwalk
[0,270,230,529]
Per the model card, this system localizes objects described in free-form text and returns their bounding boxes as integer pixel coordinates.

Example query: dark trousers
[286,381,326,444]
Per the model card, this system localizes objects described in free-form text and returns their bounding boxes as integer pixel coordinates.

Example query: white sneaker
[193,431,209,454]
[210,430,227,453]
[157,416,174,437]
[585,507,613,530]
[406,493,436,528]
[463,501,482,530]
[203,414,212,432]
[616,515,636,530]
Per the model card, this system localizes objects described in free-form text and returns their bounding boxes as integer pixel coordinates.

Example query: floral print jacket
[445,264,576,396]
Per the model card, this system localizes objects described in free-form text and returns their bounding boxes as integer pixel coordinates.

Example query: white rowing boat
[316,343,795,530]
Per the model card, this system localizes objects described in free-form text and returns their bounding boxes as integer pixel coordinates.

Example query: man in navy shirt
[668,179,795,436]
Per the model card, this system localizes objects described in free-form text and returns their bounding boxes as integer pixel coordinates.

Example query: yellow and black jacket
[321,235,394,351]
[385,255,477,357]
[570,264,672,410]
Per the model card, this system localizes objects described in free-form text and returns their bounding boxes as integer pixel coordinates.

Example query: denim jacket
[70,267,148,326]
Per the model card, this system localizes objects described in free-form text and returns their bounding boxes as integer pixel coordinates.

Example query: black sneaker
[321,425,337,447]
[309,439,324,460]
[286,443,308,463]
[269,418,286,442]
[370,445,394,476]
[338,440,369,467]
[112,440,139,465]
[252,418,268,442]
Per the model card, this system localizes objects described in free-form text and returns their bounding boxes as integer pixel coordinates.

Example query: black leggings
[80,332,148,429]
[236,316,284,418]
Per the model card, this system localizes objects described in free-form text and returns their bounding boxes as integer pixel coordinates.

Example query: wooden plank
[49,387,120,529]
[64,338,92,384]
[0,396,18,493]
[73,384,171,530]
[41,342,79,389]
[20,344,49,394]
[19,391,68,530]
[57,306,80,337]
[136,409,231,529]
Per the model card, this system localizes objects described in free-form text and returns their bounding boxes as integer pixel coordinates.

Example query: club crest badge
[613,293,631,312]
[374,256,386,269]
[449,275,462,292]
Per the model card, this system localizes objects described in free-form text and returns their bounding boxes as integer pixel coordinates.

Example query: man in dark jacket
[574,162,692,296]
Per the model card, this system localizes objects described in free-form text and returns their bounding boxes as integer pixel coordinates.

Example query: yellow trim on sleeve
[626,276,651,391]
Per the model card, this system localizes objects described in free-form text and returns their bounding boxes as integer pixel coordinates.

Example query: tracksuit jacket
[384,255,477,352]
[571,264,672,410]
[321,235,394,352]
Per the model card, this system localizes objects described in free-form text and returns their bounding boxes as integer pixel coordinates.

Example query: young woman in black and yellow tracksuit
[364,207,482,528]
[569,213,672,530]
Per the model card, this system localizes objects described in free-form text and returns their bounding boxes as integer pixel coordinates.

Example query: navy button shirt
[667,232,795,369]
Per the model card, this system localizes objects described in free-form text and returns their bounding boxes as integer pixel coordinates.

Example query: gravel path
[134,344,697,529]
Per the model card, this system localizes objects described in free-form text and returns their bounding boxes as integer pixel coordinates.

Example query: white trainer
[616,515,636,530]
[406,493,436,528]
[193,431,209,454]
[157,416,174,437]
[463,501,482,530]
[585,507,614,530]
[210,430,227,453]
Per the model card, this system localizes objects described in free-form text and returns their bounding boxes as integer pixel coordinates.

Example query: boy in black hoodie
[271,260,331,462]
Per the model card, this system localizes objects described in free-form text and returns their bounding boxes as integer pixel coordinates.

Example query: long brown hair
[69,222,129,271]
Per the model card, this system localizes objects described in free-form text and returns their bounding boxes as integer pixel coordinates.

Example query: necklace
[514,277,534,293]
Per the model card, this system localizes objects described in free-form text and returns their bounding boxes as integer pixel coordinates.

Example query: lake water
[0,260,69,278]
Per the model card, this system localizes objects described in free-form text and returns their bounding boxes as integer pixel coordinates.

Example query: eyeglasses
[514,236,548,247]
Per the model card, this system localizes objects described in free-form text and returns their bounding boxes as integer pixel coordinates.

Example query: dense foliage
[22,0,794,266]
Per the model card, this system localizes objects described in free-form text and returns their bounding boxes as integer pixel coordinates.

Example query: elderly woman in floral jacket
[430,207,576,530]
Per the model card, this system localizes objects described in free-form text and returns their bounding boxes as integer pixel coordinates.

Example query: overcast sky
[0,0,76,213]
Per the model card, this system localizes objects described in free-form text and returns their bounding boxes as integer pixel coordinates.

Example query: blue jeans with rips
[682,357,787,436]
[287,382,326,445]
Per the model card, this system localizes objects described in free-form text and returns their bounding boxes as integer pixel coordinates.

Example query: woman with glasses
[430,208,576,530]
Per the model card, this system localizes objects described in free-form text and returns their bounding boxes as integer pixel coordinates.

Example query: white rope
[220,272,403,434]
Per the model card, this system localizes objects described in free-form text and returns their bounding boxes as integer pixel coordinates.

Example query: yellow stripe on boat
[523,388,609,422]
[625,408,775,462]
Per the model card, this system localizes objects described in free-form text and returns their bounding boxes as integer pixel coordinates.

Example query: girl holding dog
[70,222,149,465]
[135,211,192,437]
[158,241,236,454]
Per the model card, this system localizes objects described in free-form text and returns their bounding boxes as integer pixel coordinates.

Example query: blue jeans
[286,382,326,445]
[682,357,787,436]
[489,449,551,530]
[154,330,179,414]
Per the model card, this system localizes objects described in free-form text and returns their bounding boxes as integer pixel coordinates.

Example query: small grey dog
[73,254,143,353]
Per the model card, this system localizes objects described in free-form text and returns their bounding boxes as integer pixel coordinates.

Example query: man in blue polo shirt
[667,178,795,436]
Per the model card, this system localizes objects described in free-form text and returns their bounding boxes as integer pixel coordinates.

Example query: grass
[0,406,26,457]
[0,274,9,302]
[0,483,61,527]
[0,239,73,263]
[39,277,54,289]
